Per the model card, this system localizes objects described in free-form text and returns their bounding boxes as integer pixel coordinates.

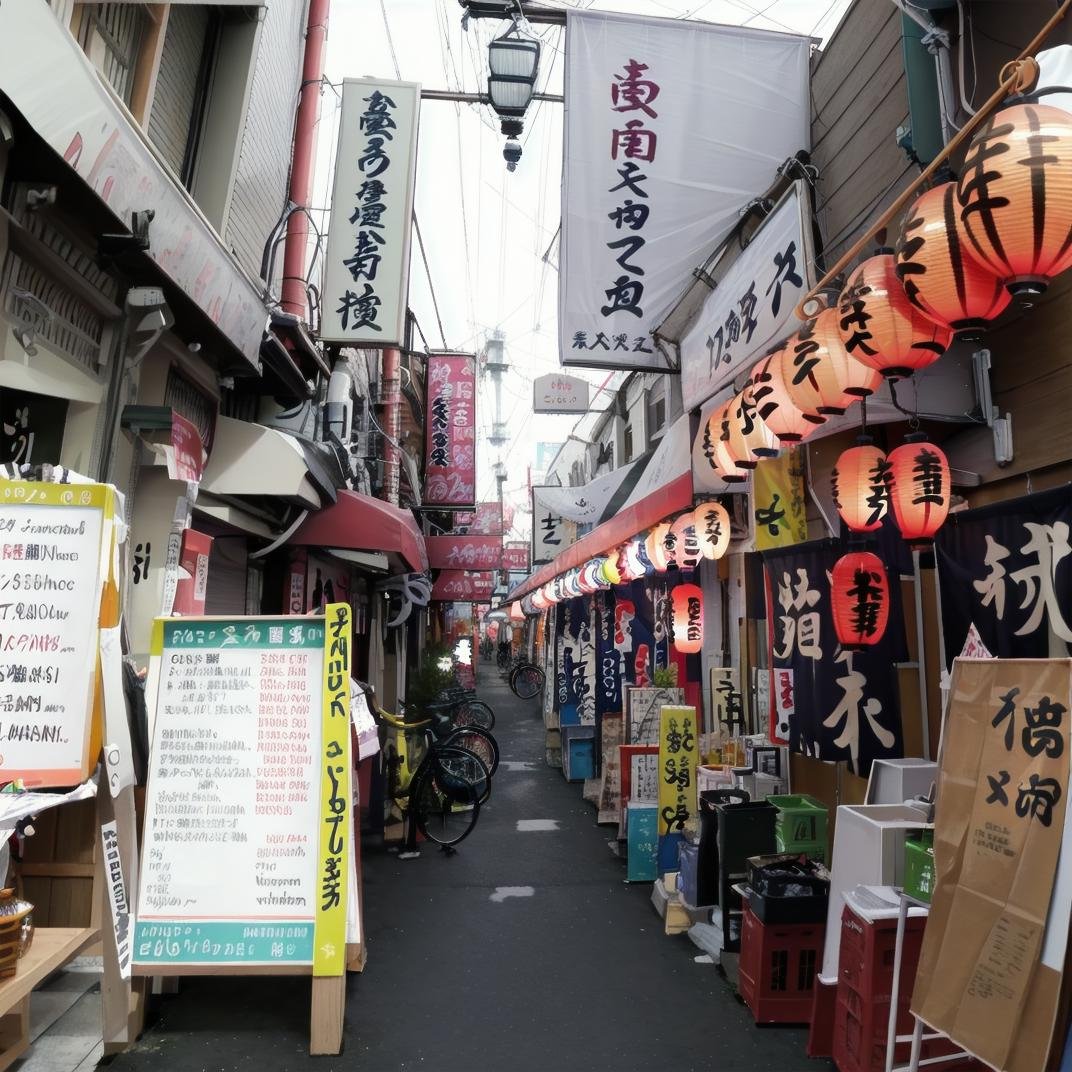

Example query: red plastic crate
[739,903,824,1024]
[832,905,975,1072]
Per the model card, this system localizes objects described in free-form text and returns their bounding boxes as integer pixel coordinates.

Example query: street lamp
[487,20,540,171]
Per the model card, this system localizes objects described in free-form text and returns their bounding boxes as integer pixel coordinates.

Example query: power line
[413,214,449,348]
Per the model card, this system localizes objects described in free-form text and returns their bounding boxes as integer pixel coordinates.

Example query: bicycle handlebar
[377,707,434,732]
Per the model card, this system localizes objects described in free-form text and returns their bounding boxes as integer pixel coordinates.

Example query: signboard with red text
[423,352,477,508]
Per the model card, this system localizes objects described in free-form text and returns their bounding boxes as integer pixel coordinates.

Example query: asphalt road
[109,664,824,1072]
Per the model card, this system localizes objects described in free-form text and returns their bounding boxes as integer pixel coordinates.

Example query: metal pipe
[794,0,1072,319]
[420,88,563,103]
[281,0,330,318]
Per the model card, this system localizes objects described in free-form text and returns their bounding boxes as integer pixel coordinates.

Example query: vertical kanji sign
[656,704,697,873]
[315,604,351,977]
[913,658,1071,1072]
[322,79,421,346]
[560,10,810,370]
[423,353,477,508]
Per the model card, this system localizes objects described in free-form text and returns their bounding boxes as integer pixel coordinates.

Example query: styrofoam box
[865,758,938,806]
[819,803,931,983]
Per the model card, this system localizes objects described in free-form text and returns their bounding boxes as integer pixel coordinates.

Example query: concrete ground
[22,666,827,1072]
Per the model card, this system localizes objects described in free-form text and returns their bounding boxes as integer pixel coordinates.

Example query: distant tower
[485,330,509,448]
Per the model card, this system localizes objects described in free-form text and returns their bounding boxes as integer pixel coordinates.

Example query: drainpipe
[280,0,330,318]
[381,347,401,506]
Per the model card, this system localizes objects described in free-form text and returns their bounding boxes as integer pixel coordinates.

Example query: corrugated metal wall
[224,0,305,286]
[147,5,210,178]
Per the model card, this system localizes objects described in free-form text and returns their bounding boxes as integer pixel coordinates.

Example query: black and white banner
[936,486,1072,664]
[560,10,810,370]
[762,540,907,776]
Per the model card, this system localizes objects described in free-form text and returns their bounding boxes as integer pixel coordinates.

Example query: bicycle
[426,686,495,730]
[359,683,491,854]
[509,661,545,700]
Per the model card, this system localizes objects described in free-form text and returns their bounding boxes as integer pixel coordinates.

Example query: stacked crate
[770,794,829,862]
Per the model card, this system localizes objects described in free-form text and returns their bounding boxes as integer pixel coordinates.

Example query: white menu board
[0,481,108,786]
[135,617,325,968]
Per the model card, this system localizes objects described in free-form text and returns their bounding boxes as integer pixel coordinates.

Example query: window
[623,424,634,463]
[646,387,666,439]
[77,4,150,107]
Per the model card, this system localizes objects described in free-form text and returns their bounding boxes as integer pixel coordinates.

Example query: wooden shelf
[0,926,99,1014]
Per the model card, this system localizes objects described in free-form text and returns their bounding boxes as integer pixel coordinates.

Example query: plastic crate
[739,903,824,1024]
[904,832,935,903]
[769,793,829,846]
[745,854,829,924]
[774,833,827,863]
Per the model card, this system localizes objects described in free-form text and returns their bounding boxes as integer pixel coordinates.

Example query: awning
[200,416,337,509]
[290,490,428,573]
[192,495,275,539]
[511,414,695,602]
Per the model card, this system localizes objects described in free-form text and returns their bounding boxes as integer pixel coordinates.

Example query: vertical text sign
[657,705,698,834]
[322,79,421,346]
[423,353,477,507]
[315,604,351,977]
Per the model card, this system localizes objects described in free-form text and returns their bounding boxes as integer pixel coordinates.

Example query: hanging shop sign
[430,570,495,602]
[679,183,814,411]
[710,667,747,738]
[762,540,907,775]
[533,373,590,414]
[422,353,477,508]
[502,543,529,571]
[134,610,352,969]
[657,705,698,871]
[936,485,1072,665]
[0,2,265,366]
[532,500,576,567]
[0,479,113,786]
[752,451,807,550]
[913,657,1071,1072]
[426,535,502,570]
[322,78,421,346]
[560,10,810,371]
[169,412,205,485]
[0,389,69,468]
[532,463,642,526]
[468,501,506,535]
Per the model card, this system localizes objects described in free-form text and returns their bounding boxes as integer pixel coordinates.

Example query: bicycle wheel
[443,727,499,777]
[413,761,481,846]
[453,699,494,731]
[510,664,544,700]
[435,744,492,806]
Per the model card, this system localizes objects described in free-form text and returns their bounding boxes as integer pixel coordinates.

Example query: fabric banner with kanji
[753,451,807,550]
[936,485,1072,666]
[762,539,907,775]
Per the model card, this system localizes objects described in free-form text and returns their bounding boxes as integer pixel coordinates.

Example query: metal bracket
[971,348,1014,467]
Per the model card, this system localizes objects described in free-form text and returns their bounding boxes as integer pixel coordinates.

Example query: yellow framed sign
[0,479,113,786]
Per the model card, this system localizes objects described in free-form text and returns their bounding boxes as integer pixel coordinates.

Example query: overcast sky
[313,0,853,539]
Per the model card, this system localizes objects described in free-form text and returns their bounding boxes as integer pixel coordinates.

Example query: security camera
[126,287,167,310]
[503,139,522,172]
[25,185,57,209]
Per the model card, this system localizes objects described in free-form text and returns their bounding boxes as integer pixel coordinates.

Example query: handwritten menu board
[135,617,328,967]
[0,480,109,786]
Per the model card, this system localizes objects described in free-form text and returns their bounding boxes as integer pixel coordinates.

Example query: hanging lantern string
[793,1,1072,321]
[887,381,923,432]
[860,394,867,436]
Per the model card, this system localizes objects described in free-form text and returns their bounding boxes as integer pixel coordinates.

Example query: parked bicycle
[358,682,492,854]
[509,660,545,700]
[410,685,495,730]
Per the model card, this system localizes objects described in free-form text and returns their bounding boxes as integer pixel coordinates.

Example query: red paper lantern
[831,551,890,648]
[532,589,549,610]
[671,583,704,654]
[895,181,1011,339]
[750,351,825,443]
[731,382,779,461]
[958,102,1072,299]
[702,403,750,482]
[601,555,622,587]
[780,307,882,417]
[620,539,647,582]
[887,435,951,545]
[831,438,891,533]
[837,252,952,379]
[669,513,702,569]
[693,501,731,560]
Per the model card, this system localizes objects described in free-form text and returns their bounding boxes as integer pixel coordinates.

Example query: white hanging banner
[560,10,811,371]
[679,182,814,412]
[322,78,421,346]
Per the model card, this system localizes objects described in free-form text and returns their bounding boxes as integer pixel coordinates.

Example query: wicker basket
[0,889,33,979]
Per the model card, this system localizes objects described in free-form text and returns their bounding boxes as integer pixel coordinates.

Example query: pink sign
[468,502,503,535]
[424,353,476,506]
[171,412,204,483]
[430,571,495,602]
[502,544,529,571]
[427,535,503,570]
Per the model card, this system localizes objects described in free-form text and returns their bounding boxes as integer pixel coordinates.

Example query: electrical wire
[413,214,449,348]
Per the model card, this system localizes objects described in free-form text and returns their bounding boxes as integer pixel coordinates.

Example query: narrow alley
[105,666,818,1072]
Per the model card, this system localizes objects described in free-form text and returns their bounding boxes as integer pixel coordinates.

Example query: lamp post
[487,20,540,171]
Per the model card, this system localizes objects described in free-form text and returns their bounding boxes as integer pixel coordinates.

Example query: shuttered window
[78,3,148,106]
[204,537,249,616]
[147,5,212,183]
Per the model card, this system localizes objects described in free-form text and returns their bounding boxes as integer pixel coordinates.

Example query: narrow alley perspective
[4,0,1072,1070]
